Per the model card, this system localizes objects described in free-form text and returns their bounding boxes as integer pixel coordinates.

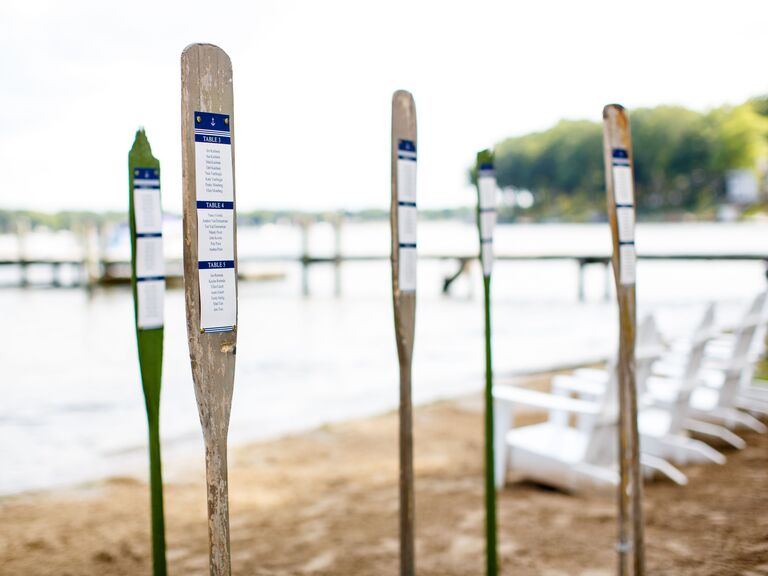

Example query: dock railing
[2,219,767,299]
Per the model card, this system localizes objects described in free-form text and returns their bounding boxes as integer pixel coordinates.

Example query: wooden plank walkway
[1,253,767,299]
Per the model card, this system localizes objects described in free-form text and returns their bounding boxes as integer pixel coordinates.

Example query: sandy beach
[1,391,766,576]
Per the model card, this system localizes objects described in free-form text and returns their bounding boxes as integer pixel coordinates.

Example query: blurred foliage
[483,97,768,220]
[0,210,126,234]
[749,95,768,117]
[7,98,768,231]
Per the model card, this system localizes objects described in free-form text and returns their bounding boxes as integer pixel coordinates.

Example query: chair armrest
[493,385,601,415]
[551,375,605,398]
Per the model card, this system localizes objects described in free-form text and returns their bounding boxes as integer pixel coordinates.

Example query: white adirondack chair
[555,337,730,465]
[738,377,768,412]
[686,314,768,431]
[552,308,734,463]
[493,357,687,492]
[647,293,768,433]
[552,313,670,412]
[638,331,737,459]
[637,312,668,351]
[645,303,717,375]
[739,293,768,408]
[699,292,768,417]
[708,291,766,349]
[559,314,666,401]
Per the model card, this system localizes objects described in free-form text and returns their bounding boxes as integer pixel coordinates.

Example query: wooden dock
[1,252,766,300]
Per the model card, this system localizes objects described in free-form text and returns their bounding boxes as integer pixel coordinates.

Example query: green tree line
[489,96,768,220]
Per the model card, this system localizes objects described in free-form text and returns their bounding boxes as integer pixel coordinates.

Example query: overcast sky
[1,0,767,213]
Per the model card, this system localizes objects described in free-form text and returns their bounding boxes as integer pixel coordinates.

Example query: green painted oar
[475,149,498,576]
[391,89,417,576]
[128,129,167,576]
[181,44,238,576]
[602,104,645,576]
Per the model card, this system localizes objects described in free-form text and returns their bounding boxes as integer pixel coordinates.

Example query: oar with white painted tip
[181,43,238,576]
[602,104,645,576]
[391,89,417,576]
[475,149,498,576]
[129,129,167,576]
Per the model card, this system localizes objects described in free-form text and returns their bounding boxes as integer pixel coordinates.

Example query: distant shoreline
[2,204,767,234]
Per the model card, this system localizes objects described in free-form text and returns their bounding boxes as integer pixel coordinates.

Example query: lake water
[1,220,766,494]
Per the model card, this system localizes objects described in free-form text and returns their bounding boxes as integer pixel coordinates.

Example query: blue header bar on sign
[612,148,629,166]
[197,201,234,210]
[198,260,235,270]
[612,149,628,159]
[134,167,159,189]
[134,167,159,180]
[195,133,231,144]
[195,112,230,132]
[398,139,416,161]
[612,148,630,166]
[478,162,495,178]
[194,111,231,144]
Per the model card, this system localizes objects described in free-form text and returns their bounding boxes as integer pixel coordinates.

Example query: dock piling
[300,218,310,297]
[333,215,342,297]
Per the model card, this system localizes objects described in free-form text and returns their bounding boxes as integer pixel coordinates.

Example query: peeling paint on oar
[475,149,498,576]
[391,89,417,576]
[129,129,167,576]
[181,43,238,576]
[602,104,645,576]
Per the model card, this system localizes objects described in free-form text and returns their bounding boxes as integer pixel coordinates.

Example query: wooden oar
[181,43,238,576]
[602,104,645,576]
[129,129,167,576]
[391,89,417,576]
[475,149,498,576]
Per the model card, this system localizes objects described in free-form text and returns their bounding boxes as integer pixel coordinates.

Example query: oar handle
[204,438,232,576]
[399,360,415,576]
[147,415,167,576]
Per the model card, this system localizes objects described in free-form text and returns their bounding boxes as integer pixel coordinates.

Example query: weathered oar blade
[181,43,238,576]
[391,89,417,576]
[475,149,498,576]
[129,129,167,576]
[602,104,645,576]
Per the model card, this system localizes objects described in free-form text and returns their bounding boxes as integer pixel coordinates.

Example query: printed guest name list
[397,139,417,292]
[134,167,164,329]
[477,162,497,277]
[612,148,636,286]
[194,111,237,333]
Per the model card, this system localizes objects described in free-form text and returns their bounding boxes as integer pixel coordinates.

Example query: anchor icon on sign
[211,117,216,127]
